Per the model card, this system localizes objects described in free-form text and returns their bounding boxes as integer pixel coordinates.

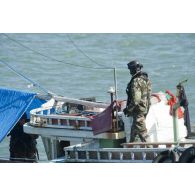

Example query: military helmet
[127,60,143,70]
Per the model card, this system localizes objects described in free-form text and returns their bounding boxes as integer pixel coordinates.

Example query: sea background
[0,33,195,160]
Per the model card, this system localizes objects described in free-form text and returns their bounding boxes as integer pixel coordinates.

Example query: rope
[0,59,50,95]
[66,34,108,67]
[2,33,113,70]
[1,34,127,99]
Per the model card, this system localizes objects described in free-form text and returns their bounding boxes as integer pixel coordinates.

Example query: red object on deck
[166,90,183,119]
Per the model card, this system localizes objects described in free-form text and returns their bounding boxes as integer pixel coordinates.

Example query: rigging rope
[0,59,50,95]
[0,34,126,100]
[66,34,108,67]
[2,33,112,70]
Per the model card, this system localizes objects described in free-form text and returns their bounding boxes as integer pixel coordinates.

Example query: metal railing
[60,141,195,163]
[30,106,93,130]
[62,142,169,163]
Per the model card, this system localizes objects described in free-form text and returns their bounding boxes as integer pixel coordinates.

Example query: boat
[1,35,195,163]
[22,80,195,163]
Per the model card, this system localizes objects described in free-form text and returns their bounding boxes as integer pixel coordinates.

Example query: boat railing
[30,105,93,130]
[29,95,110,130]
[122,141,195,148]
[62,142,168,163]
[61,140,195,163]
[53,95,109,108]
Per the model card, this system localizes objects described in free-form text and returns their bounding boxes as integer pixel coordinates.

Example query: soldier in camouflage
[123,60,152,142]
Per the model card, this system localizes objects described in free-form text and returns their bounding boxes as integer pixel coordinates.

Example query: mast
[114,67,119,131]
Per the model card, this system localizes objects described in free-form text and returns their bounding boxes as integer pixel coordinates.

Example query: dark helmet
[127,60,143,75]
[127,60,143,70]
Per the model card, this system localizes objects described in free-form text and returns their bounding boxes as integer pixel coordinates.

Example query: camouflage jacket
[126,71,152,115]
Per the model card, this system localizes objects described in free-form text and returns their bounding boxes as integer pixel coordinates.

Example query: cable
[0,59,50,95]
[2,33,112,70]
[66,34,108,67]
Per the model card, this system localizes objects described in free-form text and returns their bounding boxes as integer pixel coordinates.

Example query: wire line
[66,34,107,67]
[0,59,50,94]
[2,33,113,70]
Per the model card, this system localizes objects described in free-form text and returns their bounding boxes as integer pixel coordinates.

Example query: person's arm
[126,78,142,114]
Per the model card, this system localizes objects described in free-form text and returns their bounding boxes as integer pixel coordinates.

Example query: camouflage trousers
[130,113,148,142]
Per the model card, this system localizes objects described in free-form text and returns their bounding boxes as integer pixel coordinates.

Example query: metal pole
[114,68,118,131]
[173,104,179,143]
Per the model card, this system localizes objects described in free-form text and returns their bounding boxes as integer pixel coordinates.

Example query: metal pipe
[172,103,180,143]
[114,68,119,131]
[53,96,109,108]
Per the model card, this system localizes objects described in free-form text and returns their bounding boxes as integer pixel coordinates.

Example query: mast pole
[114,67,119,131]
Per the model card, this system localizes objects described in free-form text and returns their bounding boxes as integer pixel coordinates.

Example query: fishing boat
[22,80,195,163]
[0,58,194,163]
[1,79,195,163]
[1,34,195,163]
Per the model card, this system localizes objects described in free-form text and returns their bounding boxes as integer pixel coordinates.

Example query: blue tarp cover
[0,88,36,142]
[25,97,46,119]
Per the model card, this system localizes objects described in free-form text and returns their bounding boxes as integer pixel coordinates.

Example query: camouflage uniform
[125,71,152,142]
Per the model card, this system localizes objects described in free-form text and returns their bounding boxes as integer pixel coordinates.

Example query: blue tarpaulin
[0,88,38,142]
[25,97,46,119]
